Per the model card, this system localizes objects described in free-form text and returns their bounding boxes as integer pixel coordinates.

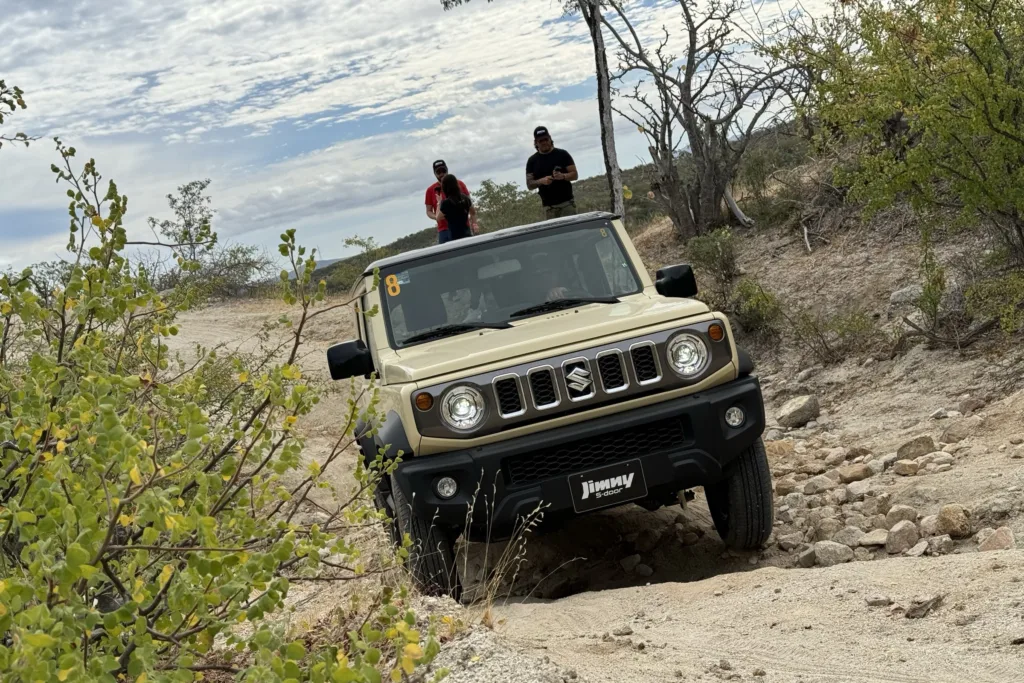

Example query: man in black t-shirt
[525,126,579,219]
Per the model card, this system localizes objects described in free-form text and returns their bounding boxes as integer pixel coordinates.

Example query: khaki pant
[544,200,577,220]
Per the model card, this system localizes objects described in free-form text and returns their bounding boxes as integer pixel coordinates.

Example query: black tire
[705,438,774,550]
[390,474,460,597]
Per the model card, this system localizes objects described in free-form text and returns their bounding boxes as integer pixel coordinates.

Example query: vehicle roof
[361,211,619,277]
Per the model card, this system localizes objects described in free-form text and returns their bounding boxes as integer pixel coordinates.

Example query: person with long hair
[437,173,478,242]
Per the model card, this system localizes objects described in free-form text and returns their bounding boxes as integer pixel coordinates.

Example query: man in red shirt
[425,159,475,243]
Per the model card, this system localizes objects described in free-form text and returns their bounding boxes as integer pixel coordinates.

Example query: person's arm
[526,173,553,190]
[469,204,479,233]
[425,187,440,221]
[526,157,552,191]
[552,152,578,182]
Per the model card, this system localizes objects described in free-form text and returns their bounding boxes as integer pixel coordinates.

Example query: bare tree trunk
[724,186,755,228]
[580,1,624,216]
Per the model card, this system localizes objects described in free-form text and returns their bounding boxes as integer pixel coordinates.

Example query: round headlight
[439,385,486,432]
[667,333,710,378]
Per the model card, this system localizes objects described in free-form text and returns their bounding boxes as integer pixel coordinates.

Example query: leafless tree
[441,0,624,216]
[602,0,793,238]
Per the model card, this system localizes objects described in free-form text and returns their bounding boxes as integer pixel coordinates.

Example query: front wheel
[704,438,774,550]
[390,474,460,597]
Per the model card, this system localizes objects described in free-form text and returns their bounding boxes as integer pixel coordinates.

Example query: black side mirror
[327,340,375,380]
[655,264,698,298]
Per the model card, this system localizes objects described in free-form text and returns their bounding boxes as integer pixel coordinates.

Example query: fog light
[436,476,458,500]
[725,406,745,428]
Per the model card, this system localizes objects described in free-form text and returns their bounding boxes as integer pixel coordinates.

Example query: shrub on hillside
[788,305,883,364]
[687,228,739,310]
[0,142,441,681]
[731,278,783,339]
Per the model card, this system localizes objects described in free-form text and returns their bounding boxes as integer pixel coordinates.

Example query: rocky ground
[171,218,1024,682]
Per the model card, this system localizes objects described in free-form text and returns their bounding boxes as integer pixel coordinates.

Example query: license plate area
[568,458,648,513]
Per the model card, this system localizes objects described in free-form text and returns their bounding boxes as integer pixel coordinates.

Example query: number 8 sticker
[385,274,401,296]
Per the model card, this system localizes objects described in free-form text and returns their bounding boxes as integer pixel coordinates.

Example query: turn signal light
[414,392,434,411]
[708,323,725,342]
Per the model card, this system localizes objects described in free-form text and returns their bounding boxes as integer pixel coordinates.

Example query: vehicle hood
[385,294,710,384]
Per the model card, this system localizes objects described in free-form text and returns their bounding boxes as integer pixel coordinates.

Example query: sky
[0,0,821,270]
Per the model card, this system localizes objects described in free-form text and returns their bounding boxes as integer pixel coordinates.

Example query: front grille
[505,416,687,486]
[494,377,523,417]
[597,352,626,391]
[529,369,558,408]
[631,344,659,383]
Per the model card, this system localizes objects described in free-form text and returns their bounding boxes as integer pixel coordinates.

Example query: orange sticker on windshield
[385,274,401,296]
[600,228,608,237]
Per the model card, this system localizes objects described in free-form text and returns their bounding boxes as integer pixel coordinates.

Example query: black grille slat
[597,354,626,390]
[494,378,523,416]
[631,345,659,382]
[505,417,686,486]
[529,370,557,407]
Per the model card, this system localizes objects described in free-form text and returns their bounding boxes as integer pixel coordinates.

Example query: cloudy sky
[0,0,816,269]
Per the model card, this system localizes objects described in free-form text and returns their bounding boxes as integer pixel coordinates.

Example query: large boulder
[940,416,984,444]
[814,541,855,567]
[978,527,1016,552]
[886,520,920,554]
[897,435,936,460]
[935,504,972,539]
[837,464,874,484]
[778,395,821,429]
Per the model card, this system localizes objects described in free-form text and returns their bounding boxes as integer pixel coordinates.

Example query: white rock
[978,527,1015,551]
[905,540,928,557]
[832,526,865,548]
[886,521,920,554]
[778,396,821,429]
[803,474,839,495]
[893,460,919,476]
[885,504,919,529]
[859,529,889,547]
[920,515,939,537]
[814,541,854,567]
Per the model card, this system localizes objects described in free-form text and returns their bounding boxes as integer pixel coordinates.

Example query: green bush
[687,228,739,309]
[966,272,1024,334]
[731,278,783,338]
[0,142,442,682]
[789,305,882,364]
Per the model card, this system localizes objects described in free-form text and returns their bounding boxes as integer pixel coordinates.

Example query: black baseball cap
[533,126,550,140]
[432,159,447,172]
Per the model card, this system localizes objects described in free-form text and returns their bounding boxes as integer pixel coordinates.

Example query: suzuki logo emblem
[565,365,593,393]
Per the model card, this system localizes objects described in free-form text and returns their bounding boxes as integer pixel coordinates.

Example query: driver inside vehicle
[533,253,577,301]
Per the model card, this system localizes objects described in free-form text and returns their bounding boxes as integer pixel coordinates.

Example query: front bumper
[392,375,765,541]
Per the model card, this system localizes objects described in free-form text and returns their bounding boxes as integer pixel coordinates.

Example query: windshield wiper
[510,296,620,319]
[402,321,512,345]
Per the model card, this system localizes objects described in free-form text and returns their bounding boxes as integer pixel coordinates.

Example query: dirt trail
[495,552,1024,682]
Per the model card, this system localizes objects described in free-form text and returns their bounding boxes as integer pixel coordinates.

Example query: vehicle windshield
[379,222,642,348]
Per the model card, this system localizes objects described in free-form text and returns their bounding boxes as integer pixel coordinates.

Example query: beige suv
[328,212,772,596]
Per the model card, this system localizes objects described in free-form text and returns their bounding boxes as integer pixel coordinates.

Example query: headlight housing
[666,333,709,378]
[439,385,486,432]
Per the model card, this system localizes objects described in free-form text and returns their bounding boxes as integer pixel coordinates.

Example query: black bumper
[392,375,765,541]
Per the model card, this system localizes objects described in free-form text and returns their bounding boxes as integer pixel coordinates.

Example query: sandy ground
[169,221,1024,682]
